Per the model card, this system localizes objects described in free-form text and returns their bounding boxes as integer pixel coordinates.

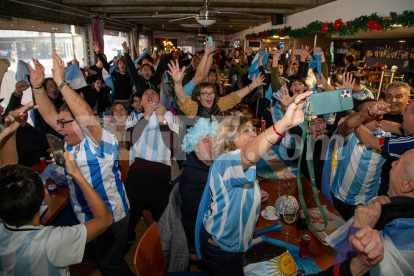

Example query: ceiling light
[196,7,216,26]
[357,40,362,42]
[273,35,279,38]
[197,18,216,26]
[399,40,406,43]
[392,24,402,27]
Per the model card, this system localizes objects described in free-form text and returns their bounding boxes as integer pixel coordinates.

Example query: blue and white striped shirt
[128,111,179,166]
[330,131,389,205]
[202,149,261,253]
[66,127,130,223]
[0,223,86,276]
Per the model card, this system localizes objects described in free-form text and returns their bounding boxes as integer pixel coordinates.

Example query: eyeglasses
[200,92,215,97]
[57,119,75,128]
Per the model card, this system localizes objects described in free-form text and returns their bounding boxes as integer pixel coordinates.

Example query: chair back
[134,222,167,276]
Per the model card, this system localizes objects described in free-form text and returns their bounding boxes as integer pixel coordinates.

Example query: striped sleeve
[381,135,414,158]
[217,92,241,112]
[216,150,257,188]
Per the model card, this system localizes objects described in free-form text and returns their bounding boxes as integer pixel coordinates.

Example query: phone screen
[46,134,65,167]
[235,59,240,64]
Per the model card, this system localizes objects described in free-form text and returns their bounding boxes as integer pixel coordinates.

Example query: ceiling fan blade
[217,17,229,23]
[180,24,202,28]
[216,12,264,20]
[169,15,197,23]
[153,13,197,18]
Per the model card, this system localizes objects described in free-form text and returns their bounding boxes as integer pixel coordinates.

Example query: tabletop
[32,163,70,226]
[255,178,343,271]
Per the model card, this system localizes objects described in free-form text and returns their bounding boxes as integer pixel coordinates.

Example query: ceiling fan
[110,0,264,27]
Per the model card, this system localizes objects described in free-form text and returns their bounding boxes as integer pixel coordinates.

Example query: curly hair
[212,114,251,159]
[181,118,219,154]
[191,82,218,106]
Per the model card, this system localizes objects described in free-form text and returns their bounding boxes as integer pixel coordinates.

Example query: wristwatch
[160,119,167,125]
[58,80,70,92]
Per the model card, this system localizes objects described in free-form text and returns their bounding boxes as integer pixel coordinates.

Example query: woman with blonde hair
[195,91,313,276]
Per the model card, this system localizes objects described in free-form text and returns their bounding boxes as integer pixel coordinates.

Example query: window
[104,31,128,61]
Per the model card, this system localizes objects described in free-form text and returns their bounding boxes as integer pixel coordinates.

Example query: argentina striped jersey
[66,127,130,223]
[129,111,179,166]
[381,134,414,158]
[0,223,86,276]
[330,131,388,205]
[203,149,261,253]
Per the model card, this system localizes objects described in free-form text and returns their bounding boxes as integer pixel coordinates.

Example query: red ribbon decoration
[333,19,344,30]
[263,30,268,37]
[366,20,382,31]
[279,29,283,36]
[321,23,330,33]
[346,21,351,26]
[376,24,383,31]
[247,34,256,41]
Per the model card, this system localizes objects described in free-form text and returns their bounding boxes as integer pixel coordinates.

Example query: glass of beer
[282,212,297,238]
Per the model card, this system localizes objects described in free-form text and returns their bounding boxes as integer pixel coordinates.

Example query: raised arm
[285,54,295,75]
[339,99,391,137]
[122,42,144,96]
[0,59,10,89]
[271,50,284,92]
[93,41,110,73]
[0,103,38,166]
[234,72,265,99]
[52,53,103,144]
[194,44,215,85]
[62,150,113,242]
[28,59,59,130]
[154,44,171,85]
[169,60,188,105]
[313,47,329,80]
[240,91,312,169]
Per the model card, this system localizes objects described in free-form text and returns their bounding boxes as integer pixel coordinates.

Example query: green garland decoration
[246,10,414,41]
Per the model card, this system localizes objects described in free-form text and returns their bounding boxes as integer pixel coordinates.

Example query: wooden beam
[63,0,318,6]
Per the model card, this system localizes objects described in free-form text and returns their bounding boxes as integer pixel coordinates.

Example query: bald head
[388,149,414,198]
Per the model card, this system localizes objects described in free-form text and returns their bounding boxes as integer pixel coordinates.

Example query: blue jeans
[199,226,244,276]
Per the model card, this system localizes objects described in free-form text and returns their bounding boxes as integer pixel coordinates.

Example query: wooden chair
[134,222,167,276]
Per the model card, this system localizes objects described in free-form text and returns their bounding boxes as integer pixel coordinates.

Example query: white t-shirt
[0,223,87,276]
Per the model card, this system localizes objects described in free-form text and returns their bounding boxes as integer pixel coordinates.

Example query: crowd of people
[0,38,413,276]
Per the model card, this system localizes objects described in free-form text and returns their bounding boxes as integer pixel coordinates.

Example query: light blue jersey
[330,131,389,205]
[66,127,130,223]
[198,149,261,253]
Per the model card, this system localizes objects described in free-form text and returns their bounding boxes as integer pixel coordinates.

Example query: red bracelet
[273,125,285,140]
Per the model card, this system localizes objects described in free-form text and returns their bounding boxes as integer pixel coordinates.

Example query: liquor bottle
[258,119,266,135]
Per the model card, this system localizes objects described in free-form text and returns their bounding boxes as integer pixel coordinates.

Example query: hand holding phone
[46,134,66,167]
[205,36,215,51]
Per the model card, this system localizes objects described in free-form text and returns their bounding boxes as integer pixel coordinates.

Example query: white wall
[228,0,414,41]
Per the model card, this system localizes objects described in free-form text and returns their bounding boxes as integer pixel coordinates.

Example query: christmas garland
[246,10,414,41]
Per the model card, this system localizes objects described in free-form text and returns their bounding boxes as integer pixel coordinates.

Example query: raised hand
[299,45,312,61]
[225,60,231,68]
[246,46,252,56]
[313,46,326,63]
[370,101,391,116]
[275,86,295,107]
[281,91,313,128]
[288,54,296,64]
[122,41,129,53]
[155,103,166,118]
[27,59,45,88]
[336,72,355,90]
[62,149,81,177]
[273,49,283,58]
[167,60,186,83]
[0,59,10,74]
[51,53,66,87]
[251,72,266,88]
[6,102,38,128]
[206,45,215,56]
[15,80,30,96]
[258,52,265,66]
[92,41,100,54]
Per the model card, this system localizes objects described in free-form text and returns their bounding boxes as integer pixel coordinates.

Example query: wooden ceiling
[1,0,336,35]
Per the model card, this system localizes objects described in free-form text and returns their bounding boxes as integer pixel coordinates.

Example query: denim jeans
[199,226,244,276]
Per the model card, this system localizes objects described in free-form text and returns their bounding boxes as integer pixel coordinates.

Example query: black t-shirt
[111,71,133,100]
[89,65,103,77]
[383,112,403,124]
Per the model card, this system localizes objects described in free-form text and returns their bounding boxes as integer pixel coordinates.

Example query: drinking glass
[282,213,297,238]
[294,211,308,245]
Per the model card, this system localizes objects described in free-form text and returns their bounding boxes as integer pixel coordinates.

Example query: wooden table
[32,163,71,226]
[255,178,343,270]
